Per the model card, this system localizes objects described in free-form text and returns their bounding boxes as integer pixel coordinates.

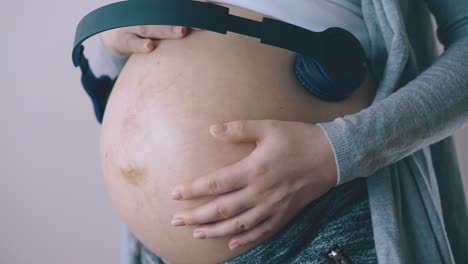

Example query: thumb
[209,120,265,143]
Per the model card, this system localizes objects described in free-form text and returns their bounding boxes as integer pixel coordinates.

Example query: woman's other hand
[170,120,338,250]
[100,25,189,57]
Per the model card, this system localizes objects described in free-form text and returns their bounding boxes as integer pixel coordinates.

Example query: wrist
[316,124,339,187]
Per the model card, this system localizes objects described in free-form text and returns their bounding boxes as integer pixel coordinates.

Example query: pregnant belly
[100,5,375,264]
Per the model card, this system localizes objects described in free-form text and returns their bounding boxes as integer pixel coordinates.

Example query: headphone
[72,0,368,101]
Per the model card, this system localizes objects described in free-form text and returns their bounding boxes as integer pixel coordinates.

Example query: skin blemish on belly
[121,110,140,132]
[137,67,150,89]
[120,163,148,186]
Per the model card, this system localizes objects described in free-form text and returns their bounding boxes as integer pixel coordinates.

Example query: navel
[120,163,147,186]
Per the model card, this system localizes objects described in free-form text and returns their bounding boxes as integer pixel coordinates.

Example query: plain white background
[1,1,467,263]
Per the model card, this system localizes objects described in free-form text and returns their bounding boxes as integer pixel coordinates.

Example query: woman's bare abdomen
[100,5,375,264]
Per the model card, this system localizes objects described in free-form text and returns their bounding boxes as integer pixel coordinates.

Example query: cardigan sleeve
[318,0,468,185]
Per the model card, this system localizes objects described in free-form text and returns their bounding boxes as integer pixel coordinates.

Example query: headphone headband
[72,0,367,100]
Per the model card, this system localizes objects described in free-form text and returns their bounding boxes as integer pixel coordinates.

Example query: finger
[121,34,156,54]
[131,25,188,39]
[172,188,254,226]
[192,203,272,239]
[209,120,271,143]
[228,216,277,250]
[172,158,250,200]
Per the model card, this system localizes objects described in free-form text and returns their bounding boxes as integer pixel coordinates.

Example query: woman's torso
[100,4,375,264]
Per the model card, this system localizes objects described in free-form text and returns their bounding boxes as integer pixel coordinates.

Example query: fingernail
[210,124,226,135]
[172,187,183,200]
[193,231,206,239]
[171,218,185,226]
[229,241,239,250]
[145,41,155,51]
[171,26,184,35]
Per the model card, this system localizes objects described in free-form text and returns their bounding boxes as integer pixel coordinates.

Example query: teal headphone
[72,0,368,101]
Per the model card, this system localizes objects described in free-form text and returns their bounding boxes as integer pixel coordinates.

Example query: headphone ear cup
[295,54,349,101]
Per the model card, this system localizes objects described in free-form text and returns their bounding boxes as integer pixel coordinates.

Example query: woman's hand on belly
[169,119,338,250]
[100,25,189,57]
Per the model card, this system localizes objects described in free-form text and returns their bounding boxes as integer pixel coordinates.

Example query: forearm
[319,34,468,185]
